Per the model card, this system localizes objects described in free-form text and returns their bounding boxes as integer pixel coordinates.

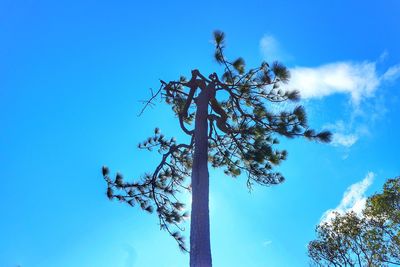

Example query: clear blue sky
[1,1,400,266]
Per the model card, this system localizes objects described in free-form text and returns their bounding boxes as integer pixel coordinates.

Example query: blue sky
[1,1,400,266]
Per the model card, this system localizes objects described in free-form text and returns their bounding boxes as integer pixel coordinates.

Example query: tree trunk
[190,85,213,267]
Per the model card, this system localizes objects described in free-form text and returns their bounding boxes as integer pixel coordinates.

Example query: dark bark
[189,84,214,267]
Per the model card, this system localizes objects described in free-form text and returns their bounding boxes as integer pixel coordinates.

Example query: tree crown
[103,31,331,251]
[308,176,400,266]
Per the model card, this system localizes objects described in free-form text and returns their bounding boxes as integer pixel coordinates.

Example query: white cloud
[320,172,374,223]
[289,62,381,105]
[382,64,400,82]
[288,61,398,149]
[260,35,291,62]
[331,133,358,148]
[288,60,400,105]
[259,35,399,148]
[259,35,399,105]
[324,121,360,148]
[123,244,137,267]
[378,50,388,63]
[262,240,272,247]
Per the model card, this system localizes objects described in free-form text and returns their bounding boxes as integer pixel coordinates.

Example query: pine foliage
[103,31,331,252]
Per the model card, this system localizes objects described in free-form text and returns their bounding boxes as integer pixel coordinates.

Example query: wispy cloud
[123,244,137,267]
[287,57,398,149]
[289,62,381,105]
[262,240,272,247]
[323,121,361,148]
[382,64,400,82]
[320,172,374,223]
[260,35,291,62]
[260,35,400,103]
[288,61,400,105]
[331,133,358,148]
[260,35,400,105]
[378,50,389,63]
[259,35,399,149]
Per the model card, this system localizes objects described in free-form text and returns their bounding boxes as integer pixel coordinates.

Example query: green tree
[308,177,400,266]
[103,31,331,267]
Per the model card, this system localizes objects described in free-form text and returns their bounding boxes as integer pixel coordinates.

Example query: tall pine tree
[103,31,331,267]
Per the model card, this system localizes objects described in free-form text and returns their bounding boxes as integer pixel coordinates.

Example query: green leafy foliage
[308,176,400,266]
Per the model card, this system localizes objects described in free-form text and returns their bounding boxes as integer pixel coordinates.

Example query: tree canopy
[308,177,400,266]
[102,31,331,265]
